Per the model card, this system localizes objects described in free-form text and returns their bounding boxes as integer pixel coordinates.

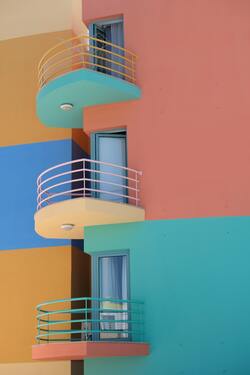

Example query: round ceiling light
[61,223,75,231]
[60,103,74,111]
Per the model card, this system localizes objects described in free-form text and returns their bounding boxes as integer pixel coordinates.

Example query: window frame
[90,129,128,202]
[91,249,131,341]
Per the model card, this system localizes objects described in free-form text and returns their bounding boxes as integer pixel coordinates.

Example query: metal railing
[37,158,142,211]
[36,297,144,343]
[38,34,137,88]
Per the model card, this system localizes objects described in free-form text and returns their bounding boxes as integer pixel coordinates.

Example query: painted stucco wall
[85,217,250,375]
[0,139,80,250]
[83,0,250,220]
[0,1,72,40]
[0,361,71,375]
[0,30,72,147]
[0,246,72,363]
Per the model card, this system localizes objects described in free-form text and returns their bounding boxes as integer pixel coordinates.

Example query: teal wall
[85,217,250,375]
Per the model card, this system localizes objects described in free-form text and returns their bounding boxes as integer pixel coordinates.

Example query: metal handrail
[38,34,137,87]
[35,297,145,343]
[36,158,142,211]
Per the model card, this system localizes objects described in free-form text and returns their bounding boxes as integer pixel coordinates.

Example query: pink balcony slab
[32,342,150,360]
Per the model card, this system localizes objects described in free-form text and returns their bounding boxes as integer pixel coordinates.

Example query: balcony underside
[37,68,141,128]
[34,197,145,239]
[32,342,150,360]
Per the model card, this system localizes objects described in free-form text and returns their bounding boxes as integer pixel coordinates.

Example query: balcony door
[89,18,124,78]
[92,251,130,341]
[91,130,127,203]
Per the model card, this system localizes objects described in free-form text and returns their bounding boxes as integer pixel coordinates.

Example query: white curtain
[100,255,127,300]
[110,21,124,78]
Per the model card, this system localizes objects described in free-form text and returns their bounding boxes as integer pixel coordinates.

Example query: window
[92,251,130,341]
[89,18,124,78]
[91,130,128,203]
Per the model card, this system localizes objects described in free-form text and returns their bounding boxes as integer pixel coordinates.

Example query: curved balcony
[32,297,149,360]
[34,158,145,239]
[37,34,141,128]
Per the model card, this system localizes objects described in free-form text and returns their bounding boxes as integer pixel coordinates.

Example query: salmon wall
[83,0,250,219]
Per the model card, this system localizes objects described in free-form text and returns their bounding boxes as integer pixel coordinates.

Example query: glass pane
[98,136,127,203]
[99,255,128,340]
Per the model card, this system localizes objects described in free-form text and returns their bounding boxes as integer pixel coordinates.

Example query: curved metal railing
[38,34,137,88]
[37,158,142,211]
[36,297,144,343]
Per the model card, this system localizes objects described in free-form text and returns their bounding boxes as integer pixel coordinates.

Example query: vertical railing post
[83,159,85,198]
[135,172,138,206]
[47,313,50,343]
[84,298,87,341]
[37,306,40,344]
[37,177,40,211]
[131,55,135,83]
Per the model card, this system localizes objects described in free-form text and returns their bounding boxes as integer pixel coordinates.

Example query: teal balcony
[32,297,149,360]
[37,35,141,128]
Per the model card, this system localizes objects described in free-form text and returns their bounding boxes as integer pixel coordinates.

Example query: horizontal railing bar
[38,319,143,328]
[38,186,139,209]
[39,42,134,76]
[38,167,139,191]
[38,177,138,202]
[40,60,135,88]
[39,51,135,84]
[37,309,141,319]
[37,158,141,181]
[37,296,143,307]
[38,338,72,342]
[38,33,136,72]
[37,329,142,338]
[37,167,84,192]
[39,54,134,88]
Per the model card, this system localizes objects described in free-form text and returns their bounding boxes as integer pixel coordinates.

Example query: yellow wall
[0,30,72,147]
[0,246,72,363]
[0,0,72,41]
[0,361,71,375]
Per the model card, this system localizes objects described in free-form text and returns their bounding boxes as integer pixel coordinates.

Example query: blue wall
[85,217,250,375]
[0,139,83,250]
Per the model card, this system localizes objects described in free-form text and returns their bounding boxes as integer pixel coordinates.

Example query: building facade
[1,0,250,374]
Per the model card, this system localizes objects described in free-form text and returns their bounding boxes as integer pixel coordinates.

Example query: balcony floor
[35,197,145,239]
[37,68,141,128]
[32,342,149,360]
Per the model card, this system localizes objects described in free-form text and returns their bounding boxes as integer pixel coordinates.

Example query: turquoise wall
[85,217,250,375]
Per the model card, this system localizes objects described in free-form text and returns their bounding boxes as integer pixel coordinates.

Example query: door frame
[91,249,131,342]
[90,129,128,202]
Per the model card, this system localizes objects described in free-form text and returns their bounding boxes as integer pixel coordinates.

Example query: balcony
[37,34,141,128]
[32,297,149,360]
[34,158,145,239]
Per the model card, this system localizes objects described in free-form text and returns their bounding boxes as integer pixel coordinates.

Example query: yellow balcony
[37,35,141,128]
[34,158,145,239]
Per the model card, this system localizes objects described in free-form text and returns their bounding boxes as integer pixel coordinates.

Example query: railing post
[47,313,50,343]
[37,307,40,344]
[135,172,139,206]
[83,160,85,198]
[131,55,135,83]
[84,298,87,341]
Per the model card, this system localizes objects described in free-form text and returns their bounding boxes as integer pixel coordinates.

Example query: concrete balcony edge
[32,341,150,360]
[35,197,145,239]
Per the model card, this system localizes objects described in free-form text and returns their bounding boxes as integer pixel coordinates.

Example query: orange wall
[83,0,250,219]
[0,30,72,147]
[0,246,72,363]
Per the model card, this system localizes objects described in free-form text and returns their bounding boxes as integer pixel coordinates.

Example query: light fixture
[60,103,74,111]
[61,223,75,231]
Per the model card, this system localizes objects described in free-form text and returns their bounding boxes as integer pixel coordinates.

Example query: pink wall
[83,0,250,220]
